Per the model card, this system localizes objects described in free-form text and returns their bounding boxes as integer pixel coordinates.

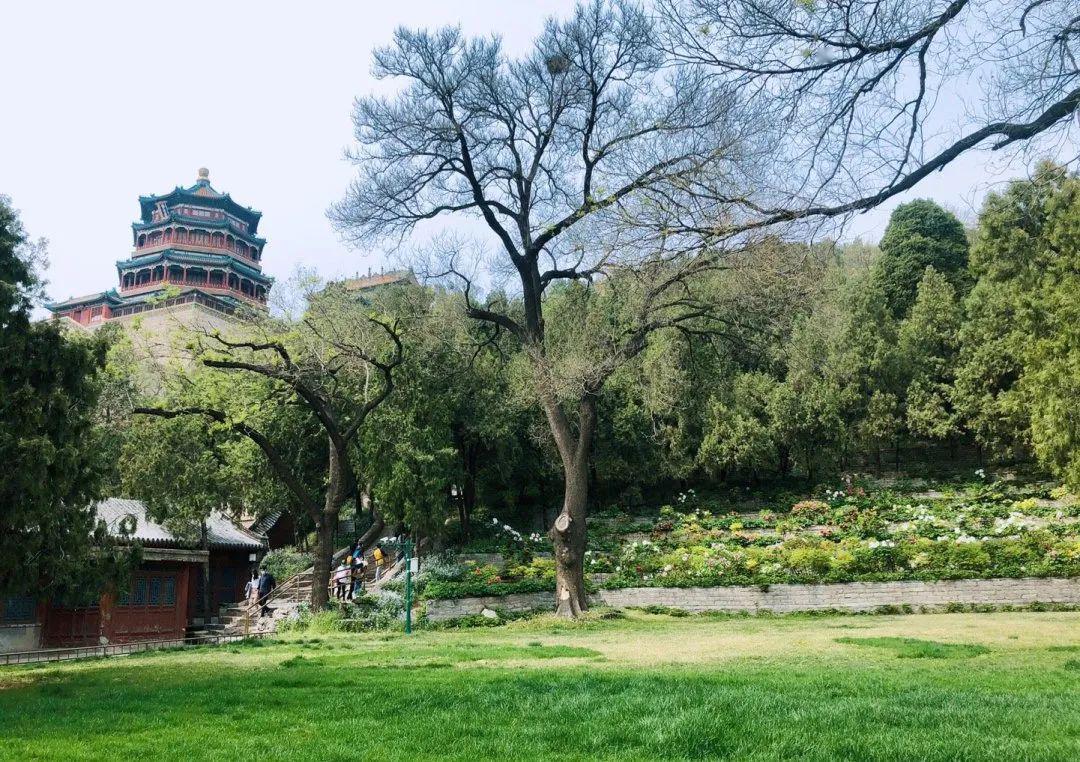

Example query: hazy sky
[0,1,1050,309]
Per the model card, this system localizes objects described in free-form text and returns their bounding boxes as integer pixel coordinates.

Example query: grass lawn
[3,610,1080,760]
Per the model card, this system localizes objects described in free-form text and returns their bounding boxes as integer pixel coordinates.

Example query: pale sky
[0,1,1056,310]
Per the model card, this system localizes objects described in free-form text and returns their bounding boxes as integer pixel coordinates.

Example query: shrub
[260,547,313,582]
[423,577,556,600]
[948,543,992,573]
[421,554,467,582]
[791,500,830,523]
[785,546,833,578]
[279,594,406,633]
[506,557,556,581]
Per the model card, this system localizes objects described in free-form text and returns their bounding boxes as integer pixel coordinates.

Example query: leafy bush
[791,500,830,523]
[278,594,407,632]
[421,554,467,582]
[423,577,556,600]
[506,557,556,581]
[260,547,313,582]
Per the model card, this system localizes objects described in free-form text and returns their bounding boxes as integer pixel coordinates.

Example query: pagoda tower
[47,168,273,326]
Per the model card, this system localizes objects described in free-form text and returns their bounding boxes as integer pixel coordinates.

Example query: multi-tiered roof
[47,169,273,326]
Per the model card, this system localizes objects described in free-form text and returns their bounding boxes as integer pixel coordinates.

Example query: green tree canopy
[953,162,1075,465]
[896,268,963,443]
[952,163,1080,487]
[0,196,132,598]
[876,200,969,318]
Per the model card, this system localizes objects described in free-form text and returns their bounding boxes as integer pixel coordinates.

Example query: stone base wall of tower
[56,301,246,377]
[109,302,242,365]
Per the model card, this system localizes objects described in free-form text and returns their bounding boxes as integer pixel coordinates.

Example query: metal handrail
[224,546,400,627]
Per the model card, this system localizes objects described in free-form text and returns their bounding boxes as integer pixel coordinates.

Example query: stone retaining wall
[425,591,554,621]
[0,623,42,654]
[422,577,1080,622]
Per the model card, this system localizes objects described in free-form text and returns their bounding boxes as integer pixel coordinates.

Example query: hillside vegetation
[409,473,1080,601]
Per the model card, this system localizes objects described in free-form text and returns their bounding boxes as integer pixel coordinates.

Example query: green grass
[834,636,992,659]
[3,611,1080,760]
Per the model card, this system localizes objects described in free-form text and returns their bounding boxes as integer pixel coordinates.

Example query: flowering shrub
[458,517,548,557]
[791,500,830,523]
[427,480,1080,600]
[422,557,559,600]
[605,533,1080,589]
[601,479,1080,589]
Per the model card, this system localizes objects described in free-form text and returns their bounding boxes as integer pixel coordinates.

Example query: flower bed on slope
[420,479,1080,599]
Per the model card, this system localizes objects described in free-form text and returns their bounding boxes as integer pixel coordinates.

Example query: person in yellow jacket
[372,543,386,582]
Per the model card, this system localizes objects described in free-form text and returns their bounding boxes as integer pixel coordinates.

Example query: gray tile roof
[246,509,283,537]
[94,498,265,550]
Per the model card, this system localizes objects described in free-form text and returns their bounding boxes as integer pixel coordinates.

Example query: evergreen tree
[1008,166,1080,486]
[876,200,969,318]
[953,163,1074,464]
[0,196,131,598]
[897,268,963,443]
[697,372,780,481]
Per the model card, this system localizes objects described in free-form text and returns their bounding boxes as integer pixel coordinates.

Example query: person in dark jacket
[256,568,276,618]
[350,552,367,600]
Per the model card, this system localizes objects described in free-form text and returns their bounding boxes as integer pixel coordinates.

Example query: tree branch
[133,406,322,521]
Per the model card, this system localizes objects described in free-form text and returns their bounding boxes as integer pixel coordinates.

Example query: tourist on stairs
[333,560,350,600]
[243,571,259,608]
[256,568,276,618]
[349,552,366,601]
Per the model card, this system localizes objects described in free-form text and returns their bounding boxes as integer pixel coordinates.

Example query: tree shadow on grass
[835,636,990,659]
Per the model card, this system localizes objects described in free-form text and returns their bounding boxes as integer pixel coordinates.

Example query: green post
[403,539,414,635]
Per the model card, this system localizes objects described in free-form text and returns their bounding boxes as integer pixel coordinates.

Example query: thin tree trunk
[311,518,334,609]
[310,439,347,609]
[778,446,791,476]
[462,443,478,537]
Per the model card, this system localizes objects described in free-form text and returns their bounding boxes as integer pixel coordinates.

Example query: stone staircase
[214,547,404,636]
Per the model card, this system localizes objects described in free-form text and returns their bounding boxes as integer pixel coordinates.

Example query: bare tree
[331,0,747,616]
[657,0,1079,230]
[136,292,403,608]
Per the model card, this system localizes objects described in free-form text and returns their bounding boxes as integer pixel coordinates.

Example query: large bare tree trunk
[355,508,385,553]
[553,454,590,617]
[544,394,596,618]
